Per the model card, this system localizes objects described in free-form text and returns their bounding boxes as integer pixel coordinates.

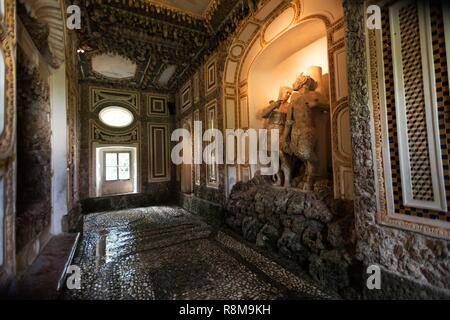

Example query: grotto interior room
[0,0,450,303]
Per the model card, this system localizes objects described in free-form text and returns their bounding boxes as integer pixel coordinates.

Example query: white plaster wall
[50,63,68,235]
[248,36,328,129]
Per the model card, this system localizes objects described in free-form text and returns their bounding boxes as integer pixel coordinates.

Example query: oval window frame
[98,106,135,129]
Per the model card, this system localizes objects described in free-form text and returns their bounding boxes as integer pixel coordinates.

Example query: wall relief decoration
[147,94,169,117]
[91,121,139,144]
[368,1,450,235]
[180,81,192,112]
[148,123,170,182]
[90,87,139,113]
[205,56,217,95]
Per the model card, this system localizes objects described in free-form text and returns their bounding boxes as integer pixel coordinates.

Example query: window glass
[118,153,130,180]
[106,166,118,181]
[118,166,130,180]
[104,152,131,181]
[99,106,134,128]
[118,153,130,167]
[105,153,117,167]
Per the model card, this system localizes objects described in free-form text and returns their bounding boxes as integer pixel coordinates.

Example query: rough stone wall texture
[225,177,360,298]
[344,0,450,296]
[63,4,82,230]
[16,50,52,251]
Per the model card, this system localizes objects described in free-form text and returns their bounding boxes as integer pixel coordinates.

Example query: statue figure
[257,87,296,187]
[283,74,330,191]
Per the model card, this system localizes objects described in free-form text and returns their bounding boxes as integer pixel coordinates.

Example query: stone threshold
[7,233,79,299]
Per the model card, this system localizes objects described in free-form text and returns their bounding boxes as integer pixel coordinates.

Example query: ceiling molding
[19,0,66,68]
[76,0,263,90]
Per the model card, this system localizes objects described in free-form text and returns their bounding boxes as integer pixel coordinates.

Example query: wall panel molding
[148,123,170,182]
[368,1,450,236]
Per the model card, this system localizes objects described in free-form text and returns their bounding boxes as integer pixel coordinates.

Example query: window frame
[103,151,132,182]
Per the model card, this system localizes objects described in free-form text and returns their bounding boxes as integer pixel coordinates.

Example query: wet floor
[62,206,333,300]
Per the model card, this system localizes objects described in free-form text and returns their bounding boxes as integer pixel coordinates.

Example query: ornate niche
[221,0,352,200]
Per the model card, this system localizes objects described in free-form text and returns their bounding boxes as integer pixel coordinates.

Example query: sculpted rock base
[226,177,360,298]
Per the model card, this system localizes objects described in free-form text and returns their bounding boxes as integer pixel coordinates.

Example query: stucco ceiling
[92,54,137,80]
[74,0,260,91]
[149,0,214,16]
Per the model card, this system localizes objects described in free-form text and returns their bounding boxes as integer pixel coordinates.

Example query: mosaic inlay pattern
[399,4,434,202]
[62,207,333,300]
[382,3,450,222]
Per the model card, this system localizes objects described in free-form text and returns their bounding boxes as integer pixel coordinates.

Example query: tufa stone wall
[225,177,361,298]
[344,0,450,298]
[16,51,52,252]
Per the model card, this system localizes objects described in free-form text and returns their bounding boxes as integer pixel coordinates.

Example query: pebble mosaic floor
[62,206,333,300]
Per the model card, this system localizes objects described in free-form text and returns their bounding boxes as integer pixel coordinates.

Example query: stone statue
[257,87,296,187]
[283,74,330,191]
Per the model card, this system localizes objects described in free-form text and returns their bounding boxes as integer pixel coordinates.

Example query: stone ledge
[81,193,171,214]
[178,193,225,227]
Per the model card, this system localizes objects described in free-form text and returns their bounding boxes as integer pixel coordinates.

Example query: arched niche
[221,0,353,200]
[248,19,328,129]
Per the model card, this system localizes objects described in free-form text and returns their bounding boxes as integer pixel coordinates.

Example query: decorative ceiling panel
[92,54,137,80]
[74,0,263,91]
[149,0,214,16]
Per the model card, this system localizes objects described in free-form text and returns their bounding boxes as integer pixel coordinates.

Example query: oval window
[99,106,134,128]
